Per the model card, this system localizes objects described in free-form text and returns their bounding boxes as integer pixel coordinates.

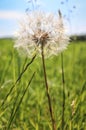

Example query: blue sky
[0,0,86,37]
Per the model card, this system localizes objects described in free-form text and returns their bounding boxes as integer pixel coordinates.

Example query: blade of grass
[7,89,21,127]
[0,52,13,86]
[0,55,36,108]
[22,57,28,72]
[8,57,29,118]
[80,81,86,94]
[7,72,35,130]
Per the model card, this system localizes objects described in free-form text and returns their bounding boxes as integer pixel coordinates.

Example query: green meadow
[0,38,86,130]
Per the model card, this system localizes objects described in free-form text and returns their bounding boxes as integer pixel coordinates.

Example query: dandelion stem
[61,53,65,130]
[41,44,56,130]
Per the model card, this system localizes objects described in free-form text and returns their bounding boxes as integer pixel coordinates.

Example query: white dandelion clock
[14,9,69,130]
[14,10,69,58]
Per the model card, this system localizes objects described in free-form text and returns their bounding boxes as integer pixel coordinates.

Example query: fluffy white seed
[14,11,69,58]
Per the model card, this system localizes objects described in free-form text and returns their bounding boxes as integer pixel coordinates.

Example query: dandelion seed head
[14,11,69,58]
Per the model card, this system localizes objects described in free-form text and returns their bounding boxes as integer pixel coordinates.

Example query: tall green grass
[0,38,86,129]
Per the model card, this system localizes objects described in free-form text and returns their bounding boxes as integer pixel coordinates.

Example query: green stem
[41,45,56,130]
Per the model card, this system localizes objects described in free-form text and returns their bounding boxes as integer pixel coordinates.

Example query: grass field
[0,38,86,130]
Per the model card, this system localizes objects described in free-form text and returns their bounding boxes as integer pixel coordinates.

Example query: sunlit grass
[0,38,86,129]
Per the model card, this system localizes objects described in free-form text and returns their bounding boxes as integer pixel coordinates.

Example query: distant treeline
[0,35,86,42]
[71,35,86,41]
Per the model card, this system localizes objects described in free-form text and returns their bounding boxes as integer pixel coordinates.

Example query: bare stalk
[41,44,56,130]
[61,53,65,130]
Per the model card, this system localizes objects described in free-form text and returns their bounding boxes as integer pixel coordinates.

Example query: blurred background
[0,0,86,38]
